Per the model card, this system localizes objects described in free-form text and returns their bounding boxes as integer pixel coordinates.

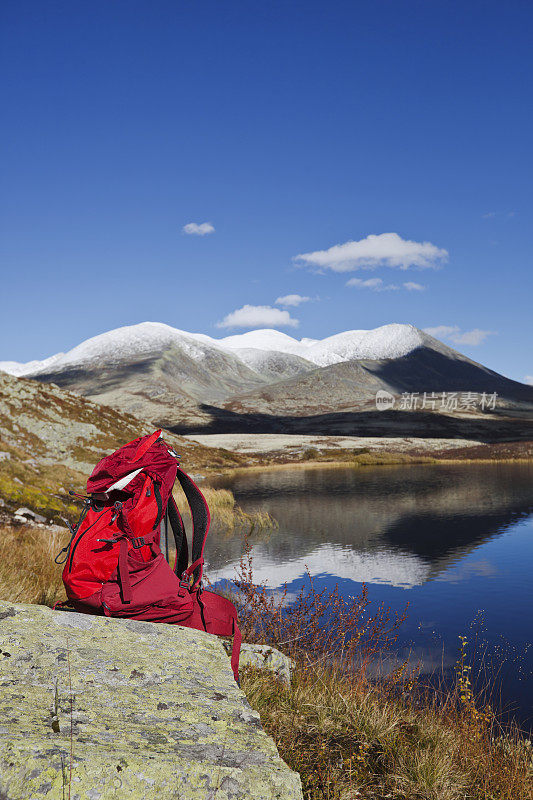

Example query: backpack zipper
[68,509,110,572]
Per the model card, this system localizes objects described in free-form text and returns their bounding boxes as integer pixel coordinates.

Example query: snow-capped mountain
[1,321,531,435]
[0,321,428,377]
[0,323,219,376]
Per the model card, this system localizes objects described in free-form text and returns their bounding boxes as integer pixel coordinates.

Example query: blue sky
[1,0,531,382]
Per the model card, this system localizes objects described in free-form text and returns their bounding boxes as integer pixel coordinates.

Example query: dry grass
[242,664,532,800]
[233,541,533,800]
[0,464,81,522]
[0,523,69,606]
[299,447,437,466]
[352,452,436,466]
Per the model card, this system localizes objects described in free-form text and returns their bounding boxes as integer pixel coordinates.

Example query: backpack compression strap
[174,468,210,588]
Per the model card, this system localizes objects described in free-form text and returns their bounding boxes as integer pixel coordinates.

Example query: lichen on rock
[0,601,302,799]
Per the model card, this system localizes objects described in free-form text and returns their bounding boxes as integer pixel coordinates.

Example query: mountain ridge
[1,321,531,438]
[0,321,433,376]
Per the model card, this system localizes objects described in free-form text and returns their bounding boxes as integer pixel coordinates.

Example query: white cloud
[524,376,533,386]
[182,221,215,236]
[216,304,299,329]
[294,232,448,272]
[346,277,399,291]
[453,329,495,346]
[424,325,460,339]
[424,325,495,347]
[275,294,311,307]
[347,278,425,292]
[482,211,516,219]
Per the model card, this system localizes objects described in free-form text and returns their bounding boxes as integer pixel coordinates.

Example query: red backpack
[55,430,241,681]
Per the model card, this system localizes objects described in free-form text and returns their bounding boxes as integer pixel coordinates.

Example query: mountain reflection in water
[205,463,533,727]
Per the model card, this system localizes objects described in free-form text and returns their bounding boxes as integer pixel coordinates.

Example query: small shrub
[302,448,320,460]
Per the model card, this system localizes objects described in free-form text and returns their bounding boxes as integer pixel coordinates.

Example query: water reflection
[205,463,533,725]
[206,463,533,589]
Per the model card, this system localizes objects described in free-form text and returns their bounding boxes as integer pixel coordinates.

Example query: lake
[205,462,533,729]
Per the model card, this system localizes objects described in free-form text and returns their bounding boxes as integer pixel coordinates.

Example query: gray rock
[0,451,10,461]
[0,601,302,800]
[224,642,295,686]
[14,506,47,524]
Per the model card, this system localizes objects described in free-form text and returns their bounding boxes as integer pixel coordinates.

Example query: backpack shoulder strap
[174,468,210,588]
[166,495,188,577]
[152,481,165,529]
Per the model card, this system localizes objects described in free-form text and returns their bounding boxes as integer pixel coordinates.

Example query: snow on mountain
[54,322,218,368]
[217,323,424,366]
[231,348,316,380]
[0,354,66,377]
[0,321,425,377]
[0,323,222,377]
[217,329,314,358]
[301,324,425,366]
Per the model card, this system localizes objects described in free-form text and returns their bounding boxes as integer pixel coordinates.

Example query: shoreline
[213,454,533,476]
[186,432,533,474]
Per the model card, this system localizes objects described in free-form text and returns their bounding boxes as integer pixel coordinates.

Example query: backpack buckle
[177,572,191,598]
[131,537,146,549]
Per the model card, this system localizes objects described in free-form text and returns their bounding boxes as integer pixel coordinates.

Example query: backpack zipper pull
[68,490,90,500]
[111,500,123,524]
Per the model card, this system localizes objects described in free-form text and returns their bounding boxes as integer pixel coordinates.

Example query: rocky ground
[0,370,249,522]
[0,601,302,800]
[185,432,533,468]
[185,432,484,456]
